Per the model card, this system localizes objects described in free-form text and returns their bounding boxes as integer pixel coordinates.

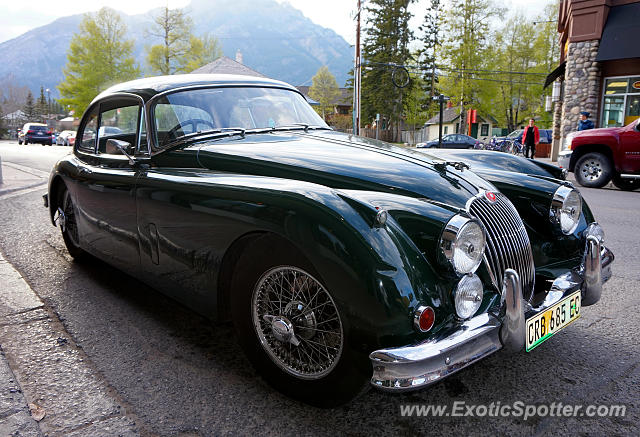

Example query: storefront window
[601,76,640,127]
[604,78,628,95]
[602,96,625,127]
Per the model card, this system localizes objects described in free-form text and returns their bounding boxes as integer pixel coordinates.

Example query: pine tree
[23,91,37,120]
[419,0,441,99]
[37,86,47,121]
[361,0,415,141]
[58,7,140,116]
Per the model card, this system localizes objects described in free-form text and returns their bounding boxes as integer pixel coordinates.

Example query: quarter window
[77,106,98,152]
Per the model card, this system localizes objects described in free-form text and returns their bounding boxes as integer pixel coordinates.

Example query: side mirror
[105,138,133,155]
[635,121,640,132]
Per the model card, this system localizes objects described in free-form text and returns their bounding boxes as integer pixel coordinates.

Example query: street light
[45,88,51,118]
[432,94,450,148]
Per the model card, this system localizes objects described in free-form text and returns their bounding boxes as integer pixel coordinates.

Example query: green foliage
[146,7,222,75]
[361,0,415,132]
[23,91,37,120]
[309,66,341,120]
[418,0,441,98]
[57,8,140,116]
[36,86,47,121]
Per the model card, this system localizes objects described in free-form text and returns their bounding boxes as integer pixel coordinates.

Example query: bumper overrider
[369,230,614,391]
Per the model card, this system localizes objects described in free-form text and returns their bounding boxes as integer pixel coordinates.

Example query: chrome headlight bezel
[440,215,486,275]
[550,185,582,235]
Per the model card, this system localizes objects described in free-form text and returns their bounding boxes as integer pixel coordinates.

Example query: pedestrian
[578,111,595,131]
[522,118,539,159]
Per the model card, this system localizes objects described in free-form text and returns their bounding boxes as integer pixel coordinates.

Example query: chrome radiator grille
[467,191,535,300]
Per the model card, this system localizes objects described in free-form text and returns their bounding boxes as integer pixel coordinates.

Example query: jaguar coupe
[44,74,614,406]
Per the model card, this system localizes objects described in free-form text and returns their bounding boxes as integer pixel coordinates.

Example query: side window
[97,102,141,154]
[77,106,99,152]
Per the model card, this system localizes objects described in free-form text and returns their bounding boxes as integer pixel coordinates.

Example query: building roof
[424,107,498,126]
[190,56,267,78]
[296,86,352,107]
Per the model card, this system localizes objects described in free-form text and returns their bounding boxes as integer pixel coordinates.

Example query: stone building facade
[548,0,640,160]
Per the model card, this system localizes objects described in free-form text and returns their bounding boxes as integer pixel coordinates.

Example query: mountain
[0,0,353,98]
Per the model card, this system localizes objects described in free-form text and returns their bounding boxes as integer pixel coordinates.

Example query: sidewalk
[0,160,49,197]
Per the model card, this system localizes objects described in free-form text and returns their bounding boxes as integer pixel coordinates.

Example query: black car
[19,122,54,145]
[416,133,482,149]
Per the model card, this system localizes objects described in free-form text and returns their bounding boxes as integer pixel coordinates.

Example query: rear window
[31,125,49,131]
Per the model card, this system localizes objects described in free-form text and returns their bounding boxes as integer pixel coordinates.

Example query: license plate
[526,291,581,351]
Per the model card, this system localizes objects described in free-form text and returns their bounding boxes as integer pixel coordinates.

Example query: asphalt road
[0,140,638,436]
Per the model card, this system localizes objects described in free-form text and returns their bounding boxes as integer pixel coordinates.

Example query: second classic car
[45,74,613,406]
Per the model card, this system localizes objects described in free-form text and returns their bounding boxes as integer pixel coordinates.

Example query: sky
[0,0,552,46]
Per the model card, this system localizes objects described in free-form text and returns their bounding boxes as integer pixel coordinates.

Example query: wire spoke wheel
[252,266,343,380]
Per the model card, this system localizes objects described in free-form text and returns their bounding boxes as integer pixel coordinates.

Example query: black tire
[58,186,86,260]
[574,152,613,188]
[230,235,369,407]
[18,140,22,145]
[24,140,28,145]
[612,174,640,191]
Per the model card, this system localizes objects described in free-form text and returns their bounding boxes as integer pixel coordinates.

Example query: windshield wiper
[272,123,332,133]
[161,128,247,152]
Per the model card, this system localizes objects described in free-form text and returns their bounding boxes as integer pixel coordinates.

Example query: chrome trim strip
[620,174,640,179]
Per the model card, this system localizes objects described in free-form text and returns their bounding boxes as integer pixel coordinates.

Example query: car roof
[24,122,48,127]
[92,74,299,105]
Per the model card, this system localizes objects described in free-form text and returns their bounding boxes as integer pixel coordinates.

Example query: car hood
[574,126,621,139]
[194,130,495,209]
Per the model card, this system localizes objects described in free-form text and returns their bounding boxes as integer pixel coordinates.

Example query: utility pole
[353,0,362,136]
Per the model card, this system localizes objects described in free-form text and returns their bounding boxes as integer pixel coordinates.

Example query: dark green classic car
[44,75,613,406]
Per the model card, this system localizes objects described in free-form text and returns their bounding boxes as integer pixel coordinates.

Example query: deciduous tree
[58,8,140,116]
[146,7,222,74]
[309,66,341,120]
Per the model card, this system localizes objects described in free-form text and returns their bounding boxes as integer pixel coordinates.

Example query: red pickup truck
[558,118,640,191]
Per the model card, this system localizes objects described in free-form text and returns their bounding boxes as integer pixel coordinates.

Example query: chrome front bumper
[369,235,614,391]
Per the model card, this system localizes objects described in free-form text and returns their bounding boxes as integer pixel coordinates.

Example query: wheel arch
[48,174,66,225]
[569,145,613,172]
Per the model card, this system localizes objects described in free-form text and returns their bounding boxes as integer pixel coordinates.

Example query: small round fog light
[454,275,483,319]
[413,306,435,332]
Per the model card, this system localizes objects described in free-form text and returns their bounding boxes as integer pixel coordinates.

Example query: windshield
[152,86,329,149]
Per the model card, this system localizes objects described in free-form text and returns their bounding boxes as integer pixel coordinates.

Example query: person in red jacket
[522,118,539,159]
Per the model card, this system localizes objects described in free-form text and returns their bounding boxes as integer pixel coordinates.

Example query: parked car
[420,148,568,180]
[18,122,54,145]
[490,129,553,152]
[56,130,77,146]
[44,74,614,406]
[558,119,640,190]
[417,133,483,149]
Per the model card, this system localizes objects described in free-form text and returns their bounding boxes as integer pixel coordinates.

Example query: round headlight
[454,274,483,319]
[440,215,486,274]
[551,186,582,234]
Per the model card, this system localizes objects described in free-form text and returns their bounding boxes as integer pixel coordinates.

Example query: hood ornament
[433,161,470,172]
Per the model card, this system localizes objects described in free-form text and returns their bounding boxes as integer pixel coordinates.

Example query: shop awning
[596,3,640,61]
[544,62,566,88]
